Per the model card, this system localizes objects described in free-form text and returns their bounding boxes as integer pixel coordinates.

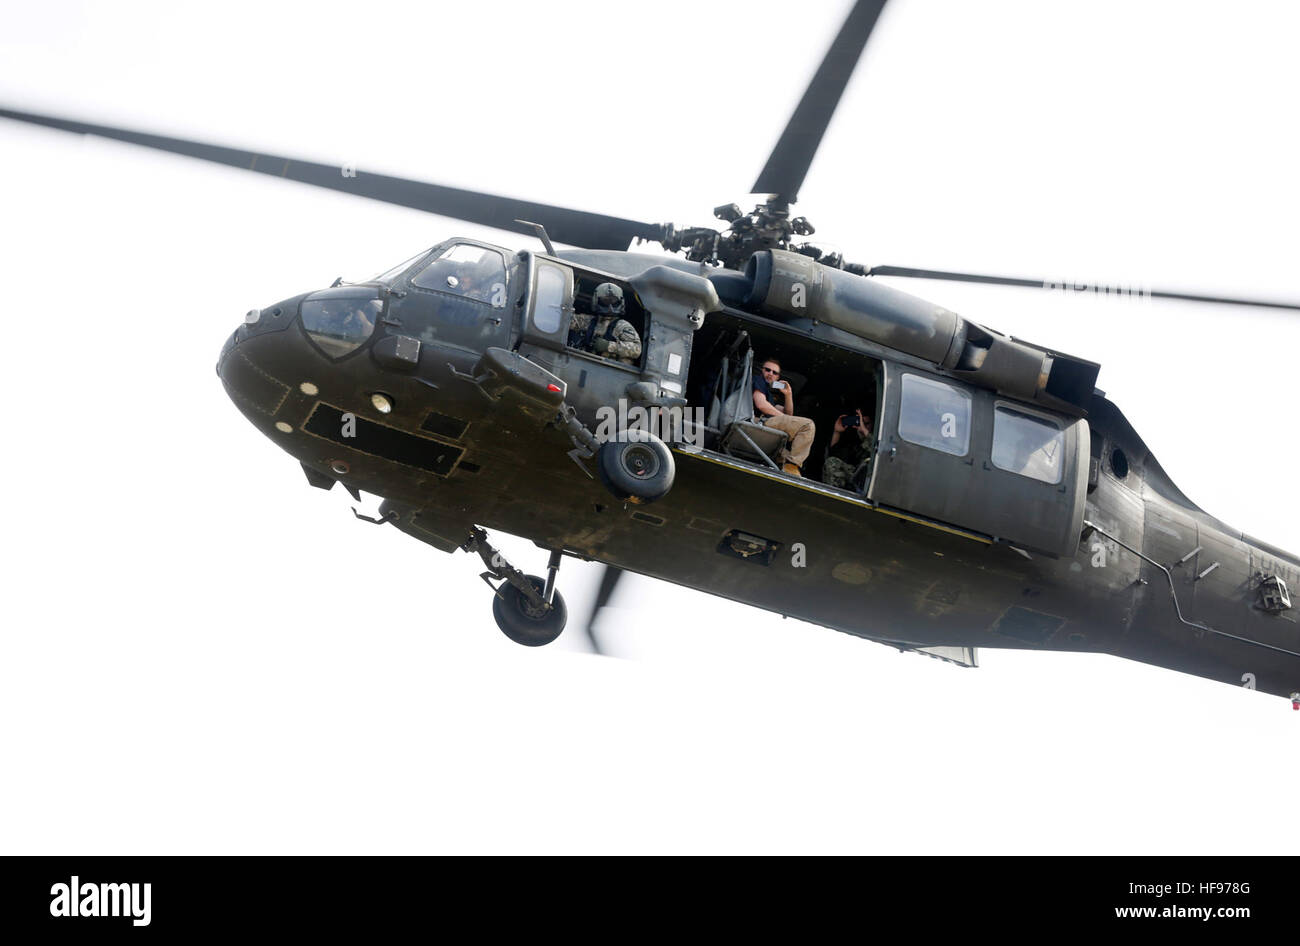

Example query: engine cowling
[741,249,1099,416]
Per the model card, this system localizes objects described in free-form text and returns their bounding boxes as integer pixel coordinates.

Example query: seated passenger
[568,282,642,366]
[823,409,873,491]
[752,356,816,477]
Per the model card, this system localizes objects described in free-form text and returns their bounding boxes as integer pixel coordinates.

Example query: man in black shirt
[752,356,816,476]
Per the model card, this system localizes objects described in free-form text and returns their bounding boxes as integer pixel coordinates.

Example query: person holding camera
[752,356,816,477]
[823,409,873,491]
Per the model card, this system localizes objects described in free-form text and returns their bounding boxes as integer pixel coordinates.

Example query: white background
[1,0,1297,854]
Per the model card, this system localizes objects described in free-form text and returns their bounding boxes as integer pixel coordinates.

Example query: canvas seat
[721,420,787,469]
[705,340,787,470]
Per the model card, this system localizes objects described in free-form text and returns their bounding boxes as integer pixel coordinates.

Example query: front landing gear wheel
[492,576,567,647]
[597,431,675,504]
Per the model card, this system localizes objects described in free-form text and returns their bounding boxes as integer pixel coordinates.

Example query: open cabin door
[867,363,1089,557]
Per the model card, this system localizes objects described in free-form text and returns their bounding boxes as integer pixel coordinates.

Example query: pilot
[338,300,375,336]
[458,259,503,305]
[822,408,873,490]
[448,271,481,299]
[569,283,642,366]
[752,356,815,477]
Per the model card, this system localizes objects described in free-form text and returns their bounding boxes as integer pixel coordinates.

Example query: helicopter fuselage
[216,237,1300,703]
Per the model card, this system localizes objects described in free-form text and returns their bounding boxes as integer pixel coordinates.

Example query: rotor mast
[655,0,889,270]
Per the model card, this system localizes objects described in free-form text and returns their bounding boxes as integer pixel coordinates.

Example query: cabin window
[411,244,507,307]
[898,374,971,457]
[533,264,566,334]
[992,406,1064,484]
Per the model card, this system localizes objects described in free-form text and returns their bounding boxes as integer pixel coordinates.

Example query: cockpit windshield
[372,250,429,283]
[410,243,508,307]
[301,287,382,358]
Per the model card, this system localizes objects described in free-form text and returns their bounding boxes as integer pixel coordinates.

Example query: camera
[839,413,860,427]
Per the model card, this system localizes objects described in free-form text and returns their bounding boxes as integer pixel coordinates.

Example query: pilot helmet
[592,282,625,317]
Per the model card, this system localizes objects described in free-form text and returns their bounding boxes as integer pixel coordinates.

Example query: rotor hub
[655,196,832,270]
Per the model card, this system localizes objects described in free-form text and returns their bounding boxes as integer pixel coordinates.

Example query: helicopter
[5,0,1300,709]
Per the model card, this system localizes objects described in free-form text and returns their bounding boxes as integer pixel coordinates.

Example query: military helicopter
[7,0,1300,707]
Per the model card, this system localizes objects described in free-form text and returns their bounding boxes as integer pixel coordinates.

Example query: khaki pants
[761,413,816,467]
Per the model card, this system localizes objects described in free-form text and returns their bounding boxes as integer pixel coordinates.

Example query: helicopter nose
[218,327,294,429]
[216,292,312,429]
[216,325,241,372]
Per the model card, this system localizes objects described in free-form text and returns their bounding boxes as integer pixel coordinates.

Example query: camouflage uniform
[568,283,643,365]
[822,431,871,490]
[568,311,642,364]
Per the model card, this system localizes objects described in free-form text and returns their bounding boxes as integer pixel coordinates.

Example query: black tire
[596,431,675,504]
[492,576,567,647]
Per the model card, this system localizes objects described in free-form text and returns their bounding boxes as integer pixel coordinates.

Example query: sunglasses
[761,367,780,375]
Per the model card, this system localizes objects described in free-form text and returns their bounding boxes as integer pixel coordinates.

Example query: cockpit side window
[533,263,567,334]
[410,244,507,307]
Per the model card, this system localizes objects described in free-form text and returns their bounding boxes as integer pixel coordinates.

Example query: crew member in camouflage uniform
[822,409,873,491]
[569,282,642,365]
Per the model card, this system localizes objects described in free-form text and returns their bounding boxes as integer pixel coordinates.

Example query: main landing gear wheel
[596,431,675,504]
[492,576,567,647]
[464,531,569,648]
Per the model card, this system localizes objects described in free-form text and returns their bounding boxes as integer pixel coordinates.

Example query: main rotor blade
[0,106,661,251]
[751,0,888,204]
[583,565,624,656]
[865,265,1300,312]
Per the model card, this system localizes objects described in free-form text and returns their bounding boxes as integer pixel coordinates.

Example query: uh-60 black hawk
[8,0,1300,707]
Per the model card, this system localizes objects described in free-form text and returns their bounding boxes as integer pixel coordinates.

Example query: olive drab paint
[8,0,1300,704]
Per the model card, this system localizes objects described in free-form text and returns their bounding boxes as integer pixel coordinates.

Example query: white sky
[1,0,1298,854]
